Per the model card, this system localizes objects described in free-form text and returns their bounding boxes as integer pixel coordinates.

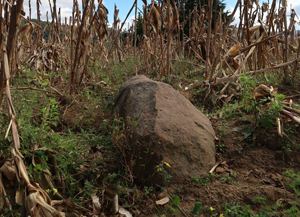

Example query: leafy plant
[282,201,300,216]
[219,129,228,138]
[173,195,180,206]
[204,206,218,216]
[191,174,214,186]
[252,196,267,206]
[216,144,226,153]
[256,94,285,129]
[219,172,240,185]
[166,195,181,215]
[144,186,154,195]
[283,169,300,196]
[218,101,241,120]
[1,208,21,217]
[222,200,252,217]
[191,201,202,215]
[167,205,180,215]
[239,75,256,113]
[155,161,172,184]
[40,98,60,130]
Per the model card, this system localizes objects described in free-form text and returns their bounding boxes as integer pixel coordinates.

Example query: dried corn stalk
[0,2,65,215]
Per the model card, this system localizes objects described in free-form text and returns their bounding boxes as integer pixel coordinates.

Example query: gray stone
[114,75,216,184]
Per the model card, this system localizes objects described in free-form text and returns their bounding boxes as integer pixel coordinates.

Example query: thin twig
[282,132,296,150]
[11,86,58,95]
[178,205,189,217]
[209,161,221,174]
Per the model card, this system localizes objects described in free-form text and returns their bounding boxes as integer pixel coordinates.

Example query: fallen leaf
[91,193,101,214]
[119,206,133,217]
[156,196,169,205]
[216,167,225,173]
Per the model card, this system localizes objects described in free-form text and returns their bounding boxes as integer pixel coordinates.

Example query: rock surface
[114,75,216,184]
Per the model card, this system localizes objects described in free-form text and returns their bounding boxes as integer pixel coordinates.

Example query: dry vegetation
[1,0,300,216]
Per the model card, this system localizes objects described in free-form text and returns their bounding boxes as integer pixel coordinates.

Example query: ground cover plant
[1,0,300,216]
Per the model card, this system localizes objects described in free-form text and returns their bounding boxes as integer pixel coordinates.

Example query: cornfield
[0,0,300,216]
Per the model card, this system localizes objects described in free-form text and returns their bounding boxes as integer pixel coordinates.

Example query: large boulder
[114,75,215,184]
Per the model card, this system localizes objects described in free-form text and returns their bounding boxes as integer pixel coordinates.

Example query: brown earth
[135,85,300,216]
[138,126,300,216]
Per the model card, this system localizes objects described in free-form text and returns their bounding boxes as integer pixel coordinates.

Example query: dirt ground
[137,131,300,216]
[137,86,300,216]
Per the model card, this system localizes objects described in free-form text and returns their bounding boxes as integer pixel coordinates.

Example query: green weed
[191,174,214,186]
[283,169,300,196]
[191,202,202,216]
[256,94,285,129]
[222,200,252,217]
[216,144,226,153]
[219,172,240,185]
[282,201,300,216]
[239,75,256,113]
[155,161,172,185]
[252,196,267,206]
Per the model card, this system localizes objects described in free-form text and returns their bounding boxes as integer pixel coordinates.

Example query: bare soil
[136,84,300,216]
